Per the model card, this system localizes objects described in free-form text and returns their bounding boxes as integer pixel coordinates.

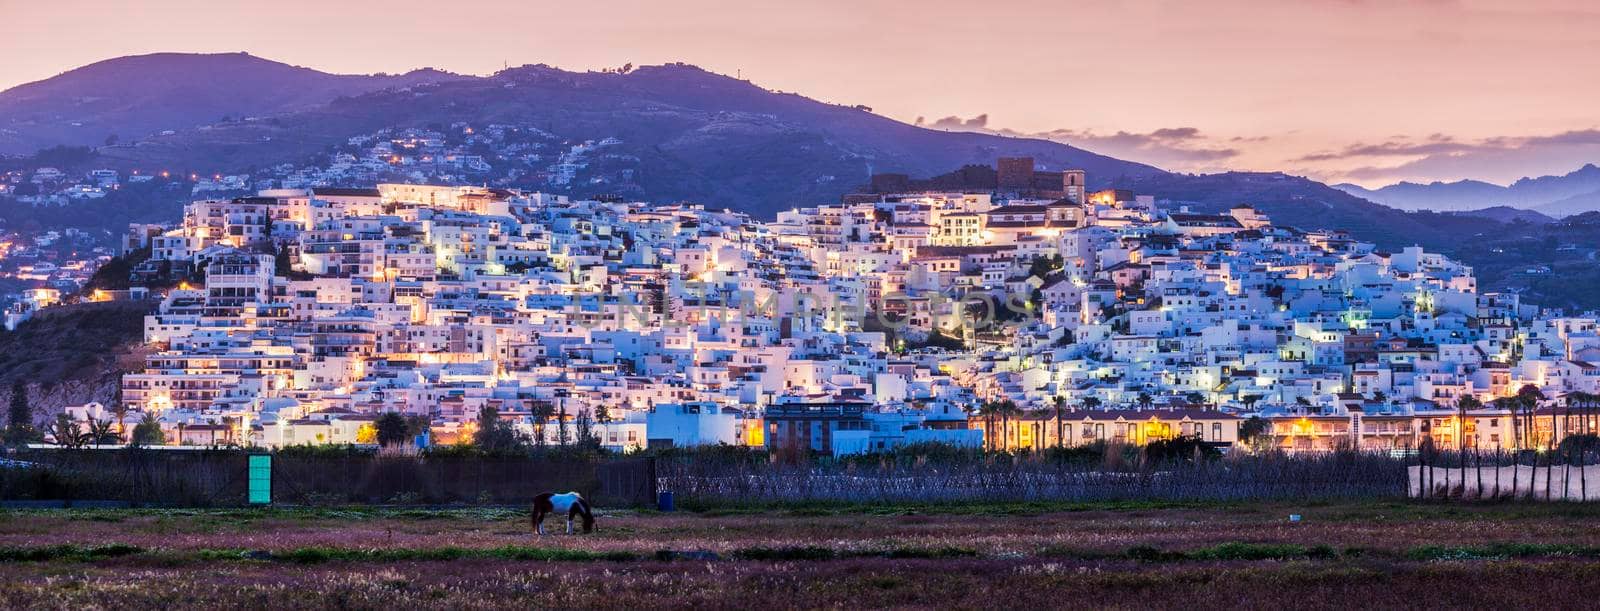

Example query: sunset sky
[3,0,1598,187]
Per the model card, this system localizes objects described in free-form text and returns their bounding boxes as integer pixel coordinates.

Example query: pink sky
[4,0,1599,186]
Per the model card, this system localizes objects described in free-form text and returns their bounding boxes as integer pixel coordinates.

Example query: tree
[87,419,119,445]
[990,400,1021,451]
[556,403,571,446]
[473,405,523,453]
[131,413,166,446]
[111,392,130,437]
[593,403,612,425]
[1239,416,1270,444]
[576,409,601,450]
[1456,396,1482,453]
[531,401,554,449]
[1457,395,1484,499]
[46,414,89,449]
[1052,396,1067,449]
[375,412,411,447]
[5,381,39,446]
[1516,384,1545,450]
[1137,392,1153,410]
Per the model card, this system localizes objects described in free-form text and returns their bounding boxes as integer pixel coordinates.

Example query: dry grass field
[3,501,1600,609]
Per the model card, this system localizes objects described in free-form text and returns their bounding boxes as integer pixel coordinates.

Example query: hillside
[0,300,153,421]
[1446,206,1554,225]
[3,55,1161,217]
[1533,190,1600,218]
[1116,172,1506,252]
[0,52,466,154]
[1335,164,1600,216]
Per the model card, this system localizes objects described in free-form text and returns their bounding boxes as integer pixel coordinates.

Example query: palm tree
[86,419,119,446]
[995,400,1020,451]
[46,414,90,449]
[1562,392,1589,501]
[1515,385,1546,500]
[531,401,555,449]
[1493,397,1519,499]
[1457,395,1483,498]
[1052,396,1067,449]
[111,389,129,439]
[1137,392,1153,411]
[1577,392,1597,499]
[976,401,994,451]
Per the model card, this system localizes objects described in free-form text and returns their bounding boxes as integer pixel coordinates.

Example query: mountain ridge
[0,52,469,154]
[3,53,1164,217]
[1334,164,1600,216]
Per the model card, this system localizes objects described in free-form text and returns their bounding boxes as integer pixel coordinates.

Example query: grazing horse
[531,491,594,535]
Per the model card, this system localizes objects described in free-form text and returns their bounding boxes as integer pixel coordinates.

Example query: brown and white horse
[531,491,595,535]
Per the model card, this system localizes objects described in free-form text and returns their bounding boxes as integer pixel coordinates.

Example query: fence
[1,449,657,507]
[25,446,1600,507]
[1410,448,1600,501]
[658,451,1411,505]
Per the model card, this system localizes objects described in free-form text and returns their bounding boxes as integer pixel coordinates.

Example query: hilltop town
[8,154,1600,456]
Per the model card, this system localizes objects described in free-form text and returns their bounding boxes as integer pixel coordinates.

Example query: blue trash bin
[657,491,675,512]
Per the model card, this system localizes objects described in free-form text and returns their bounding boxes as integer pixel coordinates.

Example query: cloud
[1294,137,1474,162]
[1026,127,1242,166]
[917,114,1244,170]
[917,114,990,130]
[1303,128,1600,185]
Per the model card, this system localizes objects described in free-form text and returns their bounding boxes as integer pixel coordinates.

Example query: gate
[596,458,657,506]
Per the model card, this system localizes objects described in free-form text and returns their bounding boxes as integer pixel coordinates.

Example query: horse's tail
[530,492,554,534]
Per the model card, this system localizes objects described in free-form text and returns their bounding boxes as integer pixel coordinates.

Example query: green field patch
[1406,543,1600,561]
[1127,542,1344,562]
[0,544,145,562]
[730,545,978,561]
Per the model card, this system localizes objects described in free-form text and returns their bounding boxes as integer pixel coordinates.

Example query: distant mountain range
[0,53,1161,217]
[1335,164,1600,217]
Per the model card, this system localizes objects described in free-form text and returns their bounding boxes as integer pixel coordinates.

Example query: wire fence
[658,450,1411,505]
[0,449,656,507]
[13,445,1600,508]
[1411,447,1600,501]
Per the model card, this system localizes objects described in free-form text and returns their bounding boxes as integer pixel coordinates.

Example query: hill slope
[2,55,1162,216]
[1119,172,1505,251]
[0,52,465,154]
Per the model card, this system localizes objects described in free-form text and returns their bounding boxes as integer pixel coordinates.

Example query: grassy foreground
[4,501,1600,609]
